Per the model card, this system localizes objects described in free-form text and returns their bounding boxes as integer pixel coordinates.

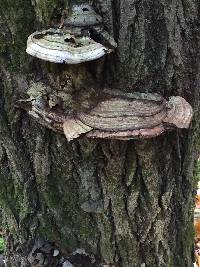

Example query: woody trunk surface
[0,0,200,267]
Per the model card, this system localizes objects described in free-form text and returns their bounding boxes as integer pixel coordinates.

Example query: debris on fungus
[26,4,117,64]
[16,86,193,142]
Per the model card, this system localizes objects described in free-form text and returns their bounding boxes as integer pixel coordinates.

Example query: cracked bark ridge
[17,89,193,141]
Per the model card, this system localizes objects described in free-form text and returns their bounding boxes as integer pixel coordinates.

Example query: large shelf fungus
[26,4,117,64]
[16,84,193,141]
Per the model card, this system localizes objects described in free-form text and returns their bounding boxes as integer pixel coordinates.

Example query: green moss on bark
[0,0,35,71]
[33,0,61,25]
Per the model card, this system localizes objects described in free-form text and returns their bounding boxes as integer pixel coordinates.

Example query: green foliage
[195,159,200,182]
[197,160,200,177]
[0,238,5,253]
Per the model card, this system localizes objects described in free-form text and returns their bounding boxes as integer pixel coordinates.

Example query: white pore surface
[63,261,74,267]
[26,42,107,64]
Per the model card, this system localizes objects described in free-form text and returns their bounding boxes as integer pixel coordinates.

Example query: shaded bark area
[0,0,200,267]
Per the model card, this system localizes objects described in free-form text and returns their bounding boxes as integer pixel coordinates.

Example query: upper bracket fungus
[64,4,103,27]
[26,4,117,64]
[16,84,193,142]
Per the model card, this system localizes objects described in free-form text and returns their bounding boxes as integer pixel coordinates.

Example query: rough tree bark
[0,0,200,267]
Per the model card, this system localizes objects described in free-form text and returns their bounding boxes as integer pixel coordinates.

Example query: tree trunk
[0,0,199,267]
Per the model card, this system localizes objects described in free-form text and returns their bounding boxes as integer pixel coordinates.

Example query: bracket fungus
[26,4,117,64]
[64,4,103,27]
[16,86,193,142]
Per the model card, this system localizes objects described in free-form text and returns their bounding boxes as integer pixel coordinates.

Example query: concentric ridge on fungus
[16,88,193,142]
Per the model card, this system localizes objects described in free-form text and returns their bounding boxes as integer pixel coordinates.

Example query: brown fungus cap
[16,87,193,142]
[163,96,193,128]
